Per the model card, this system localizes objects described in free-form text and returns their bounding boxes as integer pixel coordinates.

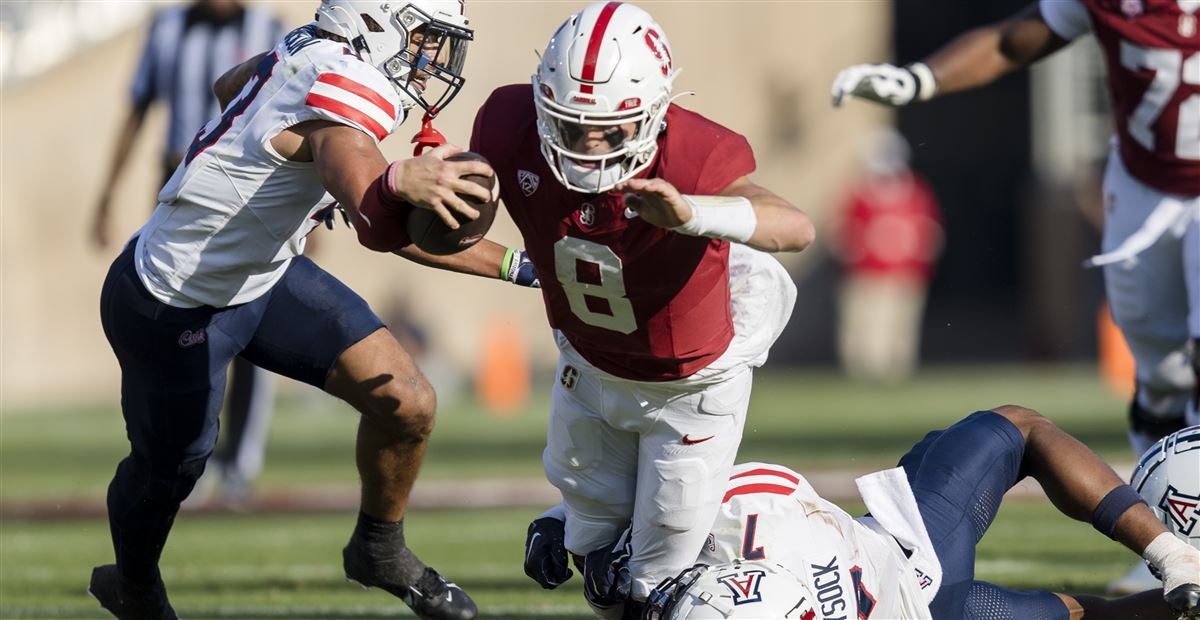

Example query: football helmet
[533,2,679,194]
[1132,425,1200,551]
[315,0,472,115]
[644,561,817,620]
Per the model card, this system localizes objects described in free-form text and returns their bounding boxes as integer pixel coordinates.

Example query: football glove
[582,531,633,618]
[502,248,540,288]
[523,517,573,589]
[832,62,937,107]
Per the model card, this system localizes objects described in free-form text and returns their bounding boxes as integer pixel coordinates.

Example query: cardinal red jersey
[471,84,757,381]
[1045,0,1200,195]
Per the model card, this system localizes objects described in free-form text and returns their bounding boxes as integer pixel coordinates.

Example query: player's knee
[366,374,437,442]
[990,404,1050,435]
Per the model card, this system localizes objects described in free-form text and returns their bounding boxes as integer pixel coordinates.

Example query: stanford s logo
[560,365,579,391]
[643,28,673,76]
[1160,485,1200,535]
[518,170,540,196]
[717,569,766,606]
[578,203,596,228]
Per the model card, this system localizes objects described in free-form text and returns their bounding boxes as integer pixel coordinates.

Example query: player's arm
[393,240,540,287]
[832,4,1071,107]
[301,122,490,251]
[214,51,268,110]
[615,176,815,253]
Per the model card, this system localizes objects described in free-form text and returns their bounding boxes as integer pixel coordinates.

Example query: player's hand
[615,178,691,230]
[503,249,540,288]
[524,516,573,589]
[832,63,918,107]
[386,144,494,230]
[582,531,632,612]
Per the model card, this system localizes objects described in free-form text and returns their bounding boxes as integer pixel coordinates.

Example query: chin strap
[411,112,446,156]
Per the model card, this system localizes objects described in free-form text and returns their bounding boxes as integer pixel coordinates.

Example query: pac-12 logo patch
[717,569,766,605]
[1160,485,1200,535]
[518,170,540,196]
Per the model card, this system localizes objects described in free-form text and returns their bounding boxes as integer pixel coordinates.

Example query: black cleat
[88,564,178,620]
[1166,583,1200,619]
[343,540,477,620]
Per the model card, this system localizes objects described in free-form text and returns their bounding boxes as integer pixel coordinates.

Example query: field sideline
[1,365,1145,618]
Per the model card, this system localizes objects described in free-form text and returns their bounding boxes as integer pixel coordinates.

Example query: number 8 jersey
[1041,0,1200,195]
[470,84,756,381]
[135,24,406,309]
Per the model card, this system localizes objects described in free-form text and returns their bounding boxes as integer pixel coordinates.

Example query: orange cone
[476,315,530,416]
[1098,301,1135,399]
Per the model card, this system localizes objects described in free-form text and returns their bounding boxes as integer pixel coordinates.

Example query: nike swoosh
[681,434,715,445]
[526,533,540,565]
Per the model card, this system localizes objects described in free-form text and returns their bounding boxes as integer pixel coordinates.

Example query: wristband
[671,195,757,243]
[500,247,517,280]
[907,62,938,101]
[384,161,405,200]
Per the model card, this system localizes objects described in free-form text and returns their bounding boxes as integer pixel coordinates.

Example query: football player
[466,1,814,614]
[89,2,539,618]
[527,407,1200,619]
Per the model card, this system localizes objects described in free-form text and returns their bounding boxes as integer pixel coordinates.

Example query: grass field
[0,365,1143,618]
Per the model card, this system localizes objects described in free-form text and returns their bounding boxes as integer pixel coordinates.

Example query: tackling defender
[527,408,1200,619]
[467,1,814,613]
[831,0,1200,561]
[89,2,539,618]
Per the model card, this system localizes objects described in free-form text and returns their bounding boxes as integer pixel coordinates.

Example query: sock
[352,512,426,586]
[1143,532,1200,593]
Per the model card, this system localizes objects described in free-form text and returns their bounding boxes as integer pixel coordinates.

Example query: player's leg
[210,357,275,503]
[239,256,473,619]
[1101,158,1193,455]
[94,243,260,618]
[625,369,752,604]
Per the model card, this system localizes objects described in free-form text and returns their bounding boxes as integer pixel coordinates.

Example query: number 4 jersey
[1040,0,1200,195]
[470,84,757,381]
[135,24,407,309]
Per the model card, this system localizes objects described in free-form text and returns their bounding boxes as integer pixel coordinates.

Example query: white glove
[832,62,937,107]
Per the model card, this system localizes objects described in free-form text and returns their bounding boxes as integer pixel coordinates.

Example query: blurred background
[0,1,1138,617]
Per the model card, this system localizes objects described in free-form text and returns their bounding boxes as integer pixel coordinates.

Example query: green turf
[0,365,1142,617]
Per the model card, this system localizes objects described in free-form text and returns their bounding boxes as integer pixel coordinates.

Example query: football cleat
[88,564,178,620]
[343,541,477,620]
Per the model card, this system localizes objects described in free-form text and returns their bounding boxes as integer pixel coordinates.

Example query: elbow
[771,212,815,253]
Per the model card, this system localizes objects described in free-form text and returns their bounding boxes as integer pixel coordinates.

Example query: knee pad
[647,458,709,531]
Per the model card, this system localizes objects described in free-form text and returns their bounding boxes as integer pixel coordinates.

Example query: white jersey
[134,24,407,308]
[698,463,940,620]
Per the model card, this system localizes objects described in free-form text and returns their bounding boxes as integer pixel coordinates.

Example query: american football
[406,151,498,255]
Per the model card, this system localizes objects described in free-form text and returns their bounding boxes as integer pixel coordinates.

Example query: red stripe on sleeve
[580,2,622,84]
[729,468,800,485]
[316,73,396,120]
[305,92,388,141]
[722,483,796,504]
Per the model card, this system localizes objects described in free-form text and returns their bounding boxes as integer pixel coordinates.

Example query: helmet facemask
[380,5,470,116]
[533,75,672,194]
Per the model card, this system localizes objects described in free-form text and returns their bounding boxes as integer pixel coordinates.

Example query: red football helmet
[533,2,679,193]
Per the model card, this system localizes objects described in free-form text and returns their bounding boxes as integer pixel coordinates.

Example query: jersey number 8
[553,237,637,334]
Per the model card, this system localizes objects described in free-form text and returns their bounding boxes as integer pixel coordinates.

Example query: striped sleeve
[129,12,163,107]
[304,68,400,142]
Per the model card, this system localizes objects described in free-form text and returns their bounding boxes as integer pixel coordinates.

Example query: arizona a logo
[1160,485,1200,535]
[518,170,540,196]
[717,569,766,606]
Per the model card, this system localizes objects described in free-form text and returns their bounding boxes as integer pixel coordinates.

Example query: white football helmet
[533,2,679,194]
[1133,425,1200,551]
[644,561,817,620]
[315,0,471,115]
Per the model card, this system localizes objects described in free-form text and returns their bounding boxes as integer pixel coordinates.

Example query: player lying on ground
[525,406,1200,619]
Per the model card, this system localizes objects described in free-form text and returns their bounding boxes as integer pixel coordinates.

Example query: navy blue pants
[899,411,1070,620]
[99,241,383,582]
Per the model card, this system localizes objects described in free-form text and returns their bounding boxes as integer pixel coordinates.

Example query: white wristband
[672,195,757,243]
[908,62,938,101]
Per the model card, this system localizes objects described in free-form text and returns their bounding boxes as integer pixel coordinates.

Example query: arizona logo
[1159,485,1200,535]
[518,170,540,196]
[717,569,766,605]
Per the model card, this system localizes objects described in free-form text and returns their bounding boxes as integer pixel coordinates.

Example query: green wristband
[500,247,516,280]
